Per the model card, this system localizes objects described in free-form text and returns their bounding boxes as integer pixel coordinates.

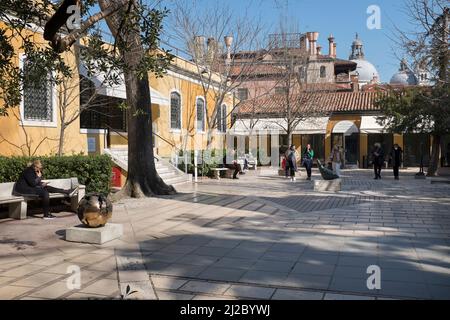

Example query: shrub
[0,155,112,194]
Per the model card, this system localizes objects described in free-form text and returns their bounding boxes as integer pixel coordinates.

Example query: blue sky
[162,0,413,83]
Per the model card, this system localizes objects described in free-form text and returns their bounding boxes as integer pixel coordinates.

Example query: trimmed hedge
[0,155,113,195]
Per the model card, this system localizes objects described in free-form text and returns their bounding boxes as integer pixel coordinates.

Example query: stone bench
[314,179,342,192]
[211,168,234,180]
[0,178,85,220]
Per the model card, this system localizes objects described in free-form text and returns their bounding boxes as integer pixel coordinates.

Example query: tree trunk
[99,0,175,198]
[427,133,441,177]
[58,123,65,156]
[206,128,214,150]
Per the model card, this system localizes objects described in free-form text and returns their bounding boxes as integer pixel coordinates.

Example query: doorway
[332,121,360,167]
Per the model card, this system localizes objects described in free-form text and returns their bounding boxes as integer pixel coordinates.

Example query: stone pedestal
[65,223,123,245]
[314,179,342,192]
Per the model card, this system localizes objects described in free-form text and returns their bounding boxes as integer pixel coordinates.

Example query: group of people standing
[283,142,404,181]
[284,144,314,182]
[371,143,403,180]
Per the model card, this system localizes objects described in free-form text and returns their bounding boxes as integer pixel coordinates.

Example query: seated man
[223,151,245,179]
[14,160,78,220]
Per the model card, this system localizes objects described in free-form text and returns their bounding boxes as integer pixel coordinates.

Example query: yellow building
[0,20,88,156]
[0,18,234,186]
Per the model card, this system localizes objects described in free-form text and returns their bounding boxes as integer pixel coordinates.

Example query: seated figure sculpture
[317,160,339,180]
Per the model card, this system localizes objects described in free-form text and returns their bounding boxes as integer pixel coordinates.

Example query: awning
[232,117,329,135]
[294,117,329,134]
[79,63,169,105]
[332,120,359,135]
[360,116,385,134]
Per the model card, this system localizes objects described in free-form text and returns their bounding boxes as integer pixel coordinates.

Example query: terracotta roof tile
[237,91,386,116]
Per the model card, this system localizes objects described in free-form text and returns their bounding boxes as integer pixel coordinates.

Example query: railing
[103,124,191,173]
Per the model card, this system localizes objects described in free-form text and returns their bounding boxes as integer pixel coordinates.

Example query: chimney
[328,34,335,57]
[206,37,218,61]
[333,43,337,57]
[306,32,316,55]
[316,45,322,55]
[300,35,307,52]
[193,36,206,61]
[350,74,359,91]
[309,32,319,55]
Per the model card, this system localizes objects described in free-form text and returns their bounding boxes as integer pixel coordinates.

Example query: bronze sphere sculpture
[77,193,113,228]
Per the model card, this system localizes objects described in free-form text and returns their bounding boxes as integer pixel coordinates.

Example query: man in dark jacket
[14,160,77,219]
[371,143,385,180]
[223,151,244,180]
[390,144,403,180]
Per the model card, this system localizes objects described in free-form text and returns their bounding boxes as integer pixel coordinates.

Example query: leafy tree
[378,1,449,176]
[1,0,176,197]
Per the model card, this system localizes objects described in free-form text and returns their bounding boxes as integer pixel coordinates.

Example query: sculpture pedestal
[65,223,123,245]
[314,179,342,192]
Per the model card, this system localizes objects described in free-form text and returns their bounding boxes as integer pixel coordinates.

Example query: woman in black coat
[371,143,385,180]
[14,160,77,219]
[389,144,403,180]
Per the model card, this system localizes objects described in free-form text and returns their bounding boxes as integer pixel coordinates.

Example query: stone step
[164,175,190,185]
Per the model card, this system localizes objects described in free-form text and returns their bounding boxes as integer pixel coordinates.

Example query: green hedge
[0,155,113,194]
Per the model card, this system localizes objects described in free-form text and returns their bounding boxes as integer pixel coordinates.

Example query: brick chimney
[300,35,307,52]
[317,45,322,55]
[350,74,359,91]
[328,34,335,58]
[307,32,319,55]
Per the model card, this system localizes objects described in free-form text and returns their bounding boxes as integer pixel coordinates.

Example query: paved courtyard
[0,167,450,300]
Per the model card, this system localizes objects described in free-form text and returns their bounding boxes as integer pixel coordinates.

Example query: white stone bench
[211,168,234,180]
[0,178,86,220]
[314,179,342,192]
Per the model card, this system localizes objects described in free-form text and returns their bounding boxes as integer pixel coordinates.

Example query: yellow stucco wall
[359,133,368,166]
[325,115,362,161]
[394,134,403,149]
[0,21,87,157]
[149,58,233,159]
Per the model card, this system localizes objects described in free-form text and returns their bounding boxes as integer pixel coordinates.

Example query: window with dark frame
[196,98,205,132]
[170,92,181,130]
[275,87,288,95]
[237,88,249,101]
[23,58,53,122]
[320,66,326,78]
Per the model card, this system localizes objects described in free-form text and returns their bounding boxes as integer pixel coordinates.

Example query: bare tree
[260,28,333,147]
[169,0,268,149]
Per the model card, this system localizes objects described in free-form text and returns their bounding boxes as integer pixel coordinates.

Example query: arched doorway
[332,121,359,166]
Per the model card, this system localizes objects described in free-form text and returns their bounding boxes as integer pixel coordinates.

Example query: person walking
[302,144,314,180]
[286,145,297,182]
[13,160,78,219]
[390,144,403,180]
[371,143,385,180]
[329,144,343,177]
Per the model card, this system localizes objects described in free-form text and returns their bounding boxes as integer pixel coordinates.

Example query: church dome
[390,59,418,85]
[348,33,379,84]
[390,71,417,85]
[351,59,380,83]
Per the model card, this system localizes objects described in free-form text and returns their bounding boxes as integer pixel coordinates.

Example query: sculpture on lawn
[77,193,113,228]
[317,160,339,180]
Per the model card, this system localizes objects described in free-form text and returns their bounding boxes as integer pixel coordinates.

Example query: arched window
[170,92,181,130]
[196,97,205,132]
[320,66,326,78]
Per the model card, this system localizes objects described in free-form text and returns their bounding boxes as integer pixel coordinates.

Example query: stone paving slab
[1,168,449,300]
